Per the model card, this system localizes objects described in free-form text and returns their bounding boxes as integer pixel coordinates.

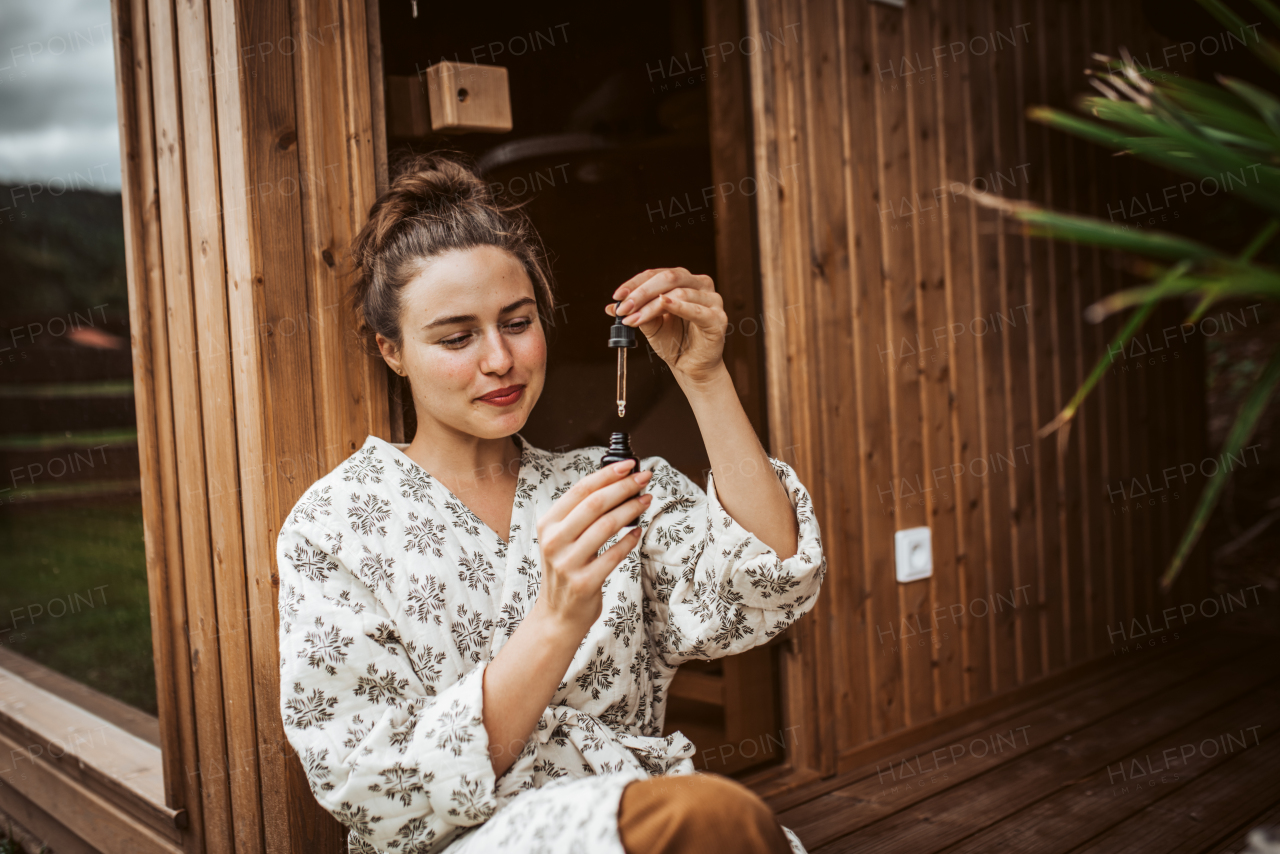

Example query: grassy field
[0,502,156,714]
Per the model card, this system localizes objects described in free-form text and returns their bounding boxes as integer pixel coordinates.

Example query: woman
[276,152,826,854]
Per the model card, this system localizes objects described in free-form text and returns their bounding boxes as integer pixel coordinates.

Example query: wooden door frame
[112,0,388,850]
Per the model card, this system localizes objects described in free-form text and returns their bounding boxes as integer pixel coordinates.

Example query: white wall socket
[894,526,933,583]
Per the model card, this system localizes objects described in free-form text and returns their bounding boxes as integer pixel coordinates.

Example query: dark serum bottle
[599,431,643,528]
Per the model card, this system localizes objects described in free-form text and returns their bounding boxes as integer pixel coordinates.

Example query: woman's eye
[441,319,530,348]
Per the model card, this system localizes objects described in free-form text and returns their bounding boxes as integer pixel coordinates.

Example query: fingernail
[633,471,649,483]
[640,494,652,504]
[613,460,634,473]
[619,299,634,314]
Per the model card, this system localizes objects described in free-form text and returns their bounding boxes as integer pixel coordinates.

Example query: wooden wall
[745,0,1210,777]
[111,0,387,850]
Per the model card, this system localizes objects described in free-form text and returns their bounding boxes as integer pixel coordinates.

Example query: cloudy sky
[0,0,121,190]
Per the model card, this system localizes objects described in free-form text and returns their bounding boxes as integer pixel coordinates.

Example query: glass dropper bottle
[608,299,637,417]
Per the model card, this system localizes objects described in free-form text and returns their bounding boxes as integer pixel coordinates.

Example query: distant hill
[0,186,129,331]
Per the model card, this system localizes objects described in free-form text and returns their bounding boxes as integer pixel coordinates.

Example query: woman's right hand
[534,460,653,637]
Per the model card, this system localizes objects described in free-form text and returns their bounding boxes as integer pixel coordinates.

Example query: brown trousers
[617,773,792,854]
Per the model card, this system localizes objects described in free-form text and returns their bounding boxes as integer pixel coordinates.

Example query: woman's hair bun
[357,153,493,267]
[400,154,491,210]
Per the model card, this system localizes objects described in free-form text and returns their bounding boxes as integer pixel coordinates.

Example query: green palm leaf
[1036,262,1192,441]
[1218,76,1280,139]
[1162,347,1280,590]
[968,189,1223,260]
[984,10,1280,588]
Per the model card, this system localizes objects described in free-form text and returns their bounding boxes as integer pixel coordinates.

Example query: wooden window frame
[0,654,184,854]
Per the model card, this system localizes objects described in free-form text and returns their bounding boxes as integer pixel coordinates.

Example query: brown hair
[349,151,557,354]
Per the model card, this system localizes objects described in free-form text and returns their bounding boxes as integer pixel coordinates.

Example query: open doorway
[375,0,784,776]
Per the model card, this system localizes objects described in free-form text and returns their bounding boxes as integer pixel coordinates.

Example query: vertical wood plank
[785,0,841,774]
[904,0,964,718]
[1144,16,1181,617]
[110,0,201,838]
[172,0,267,850]
[1085,0,1122,657]
[145,0,235,848]
[246,0,341,844]
[1111,2,1138,630]
[1122,5,1157,633]
[339,0,390,446]
[990,0,1043,687]
[1025,0,1066,675]
[935,0,995,705]
[745,0,835,778]
[202,2,290,850]
[1077,0,1108,659]
[364,0,389,197]
[839,0,905,745]
[795,0,871,756]
[786,0,839,778]
[294,0,378,474]
[871,3,935,727]
[975,0,1022,694]
[1052,0,1091,664]
[1149,22,1182,617]
[960,0,1010,703]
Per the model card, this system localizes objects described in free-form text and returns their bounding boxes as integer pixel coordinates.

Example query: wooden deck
[769,610,1280,854]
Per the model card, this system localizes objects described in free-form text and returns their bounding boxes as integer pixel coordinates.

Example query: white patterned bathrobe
[276,433,825,854]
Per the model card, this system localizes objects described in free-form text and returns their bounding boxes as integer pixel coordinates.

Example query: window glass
[0,0,155,715]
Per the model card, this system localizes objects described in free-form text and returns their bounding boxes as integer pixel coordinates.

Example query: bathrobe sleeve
[276,521,498,853]
[636,455,826,667]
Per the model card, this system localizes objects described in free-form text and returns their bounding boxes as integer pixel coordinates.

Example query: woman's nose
[478,326,515,374]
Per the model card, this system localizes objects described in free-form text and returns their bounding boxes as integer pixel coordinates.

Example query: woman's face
[379,245,546,442]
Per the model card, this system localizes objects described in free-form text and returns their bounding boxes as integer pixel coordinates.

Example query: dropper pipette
[608,299,636,418]
[617,348,627,417]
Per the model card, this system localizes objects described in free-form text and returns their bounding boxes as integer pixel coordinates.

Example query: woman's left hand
[607,267,727,385]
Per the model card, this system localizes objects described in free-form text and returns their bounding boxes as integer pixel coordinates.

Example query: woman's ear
[376,333,406,376]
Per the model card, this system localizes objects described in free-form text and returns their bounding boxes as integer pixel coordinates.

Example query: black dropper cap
[609,300,637,348]
[599,432,642,528]
[600,432,638,469]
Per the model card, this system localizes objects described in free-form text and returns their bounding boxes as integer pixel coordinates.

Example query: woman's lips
[477,385,525,406]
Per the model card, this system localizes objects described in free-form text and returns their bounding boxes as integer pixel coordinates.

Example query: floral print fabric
[276,433,825,854]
